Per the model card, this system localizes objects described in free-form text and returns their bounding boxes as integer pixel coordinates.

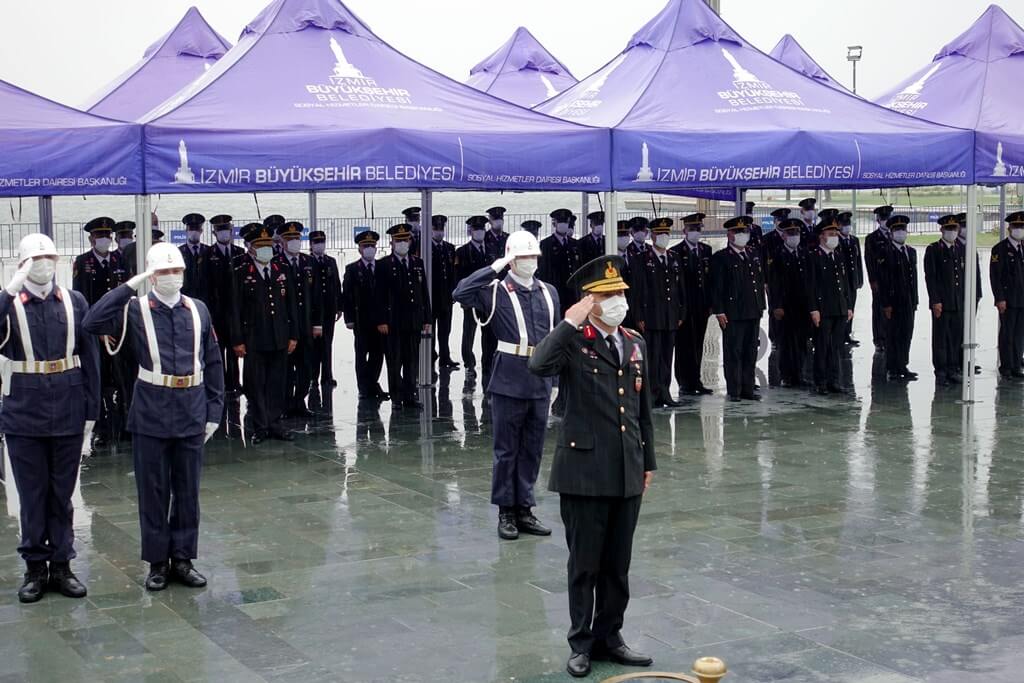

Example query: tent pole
[37,196,53,237]
[581,193,589,230]
[962,184,979,403]
[418,189,434,388]
[735,187,744,215]
[851,189,857,233]
[308,191,318,234]
[135,194,152,294]
[604,191,618,256]
[999,185,1006,239]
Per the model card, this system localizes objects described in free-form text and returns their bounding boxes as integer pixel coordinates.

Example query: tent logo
[884,63,940,115]
[550,53,627,118]
[636,142,654,182]
[302,36,414,108]
[994,141,1007,177]
[329,37,365,81]
[173,139,196,185]
[716,49,806,112]
[899,63,940,96]
[721,48,759,84]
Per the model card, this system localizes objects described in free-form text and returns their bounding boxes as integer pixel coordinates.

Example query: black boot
[498,507,519,540]
[17,561,48,603]
[48,562,87,598]
[170,559,207,588]
[516,507,552,536]
[145,562,169,591]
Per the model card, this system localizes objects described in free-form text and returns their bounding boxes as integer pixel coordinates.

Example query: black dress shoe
[329,379,338,387]
[740,392,761,401]
[145,562,169,591]
[902,369,919,380]
[270,430,295,442]
[827,384,846,394]
[498,512,519,540]
[727,395,741,403]
[950,373,963,384]
[465,367,478,378]
[516,510,551,536]
[604,644,653,667]
[566,652,591,678]
[250,431,267,445]
[661,398,683,408]
[289,407,315,419]
[17,562,47,603]
[48,562,87,598]
[441,360,461,371]
[815,385,829,395]
[170,559,207,588]
[697,385,714,395]
[846,337,861,347]
[1014,371,1024,379]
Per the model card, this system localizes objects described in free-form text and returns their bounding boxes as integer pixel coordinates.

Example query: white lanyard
[502,281,555,347]
[137,294,201,378]
[12,286,75,362]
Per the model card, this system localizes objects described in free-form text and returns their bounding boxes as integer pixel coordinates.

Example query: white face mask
[432,229,445,242]
[27,258,55,285]
[591,224,604,237]
[471,229,486,243]
[312,242,326,256]
[654,234,671,249]
[186,230,201,244]
[685,231,701,245]
[892,230,908,244]
[285,239,302,255]
[840,225,852,236]
[255,246,274,263]
[118,237,134,249]
[597,294,629,328]
[393,241,411,257]
[216,229,232,244]
[153,273,183,297]
[1012,228,1024,242]
[802,210,817,224]
[490,219,504,231]
[733,232,750,248]
[361,246,377,261]
[555,222,570,236]
[942,229,958,244]
[617,236,630,250]
[94,237,111,254]
[824,235,840,250]
[512,257,538,280]
[784,234,801,249]
[408,220,420,232]
[632,231,647,244]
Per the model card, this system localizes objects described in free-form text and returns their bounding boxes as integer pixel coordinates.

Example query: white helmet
[18,233,57,264]
[146,242,186,272]
[504,230,542,259]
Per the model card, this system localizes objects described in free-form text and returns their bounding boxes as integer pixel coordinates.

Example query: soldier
[634,217,685,408]
[538,208,583,317]
[768,218,811,388]
[402,207,422,257]
[744,201,765,252]
[206,215,245,396]
[263,214,286,256]
[877,214,919,381]
[278,221,317,418]
[453,231,559,540]
[990,212,1024,378]
[1,235,99,603]
[429,215,459,372]
[521,219,542,238]
[528,255,656,678]
[625,216,651,262]
[671,213,713,396]
[122,226,164,277]
[578,211,606,264]
[710,216,766,401]
[230,225,298,443]
[180,213,209,301]
[73,216,129,447]
[83,242,223,592]
[343,229,388,401]
[762,207,792,260]
[837,211,864,346]
[864,205,895,350]
[376,224,432,408]
[484,206,509,259]
[115,221,135,251]
[454,216,495,379]
[309,230,342,389]
[925,215,965,386]
[806,215,853,394]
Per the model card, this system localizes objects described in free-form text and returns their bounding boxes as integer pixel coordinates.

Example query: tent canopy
[0,79,142,197]
[537,0,974,192]
[874,4,1024,185]
[467,27,577,108]
[84,6,230,121]
[142,0,609,194]
[769,34,853,95]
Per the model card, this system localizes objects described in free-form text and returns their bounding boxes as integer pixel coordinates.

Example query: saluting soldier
[634,217,686,407]
[84,242,223,592]
[864,205,895,350]
[376,224,432,408]
[206,215,245,396]
[454,216,495,379]
[73,216,129,448]
[230,225,298,443]
[309,230,342,388]
[278,221,317,418]
[484,206,509,259]
[710,216,766,401]
[578,211,606,264]
[671,213,713,396]
[430,215,459,371]
[925,215,966,386]
[768,218,811,388]
[454,231,559,540]
[837,211,863,346]
[401,207,422,257]
[180,213,209,301]
[877,214,919,381]
[343,229,388,400]
[528,255,656,679]
[538,208,583,316]
[806,215,853,394]
[990,211,1024,378]
[2,235,99,603]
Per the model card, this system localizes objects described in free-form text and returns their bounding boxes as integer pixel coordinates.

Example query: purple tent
[537,0,974,192]
[769,34,853,95]
[875,4,1024,185]
[0,79,142,197]
[141,0,609,194]
[84,7,230,122]
[467,27,577,108]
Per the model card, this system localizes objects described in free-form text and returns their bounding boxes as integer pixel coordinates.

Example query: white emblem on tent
[173,139,196,185]
[994,141,1007,177]
[540,74,559,99]
[636,142,654,182]
[899,63,941,96]
[550,53,626,117]
[330,37,364,80]
[583,54,626,97]
[721,48,758,83]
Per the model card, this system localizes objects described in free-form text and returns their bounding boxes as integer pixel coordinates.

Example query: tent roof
[769,34,852,95]
[537,0,973,190]
[467,27,577,108]
[84,6,230,121]
[0,78,142,196]
[874,4,1024,184]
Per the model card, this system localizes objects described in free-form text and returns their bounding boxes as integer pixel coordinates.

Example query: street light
[847,45,863,94]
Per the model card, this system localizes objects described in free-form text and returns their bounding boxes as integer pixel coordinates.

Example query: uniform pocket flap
[559,433,594,450]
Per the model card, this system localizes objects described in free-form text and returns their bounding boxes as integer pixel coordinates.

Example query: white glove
[204,422,219,443]
[126,270,154,291]
[81,420,95,456]
[491,255,513,273]
[5,259,32,296]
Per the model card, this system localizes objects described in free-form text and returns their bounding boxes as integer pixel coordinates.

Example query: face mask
[555,222,570,236]
[1012,228,1024,242]
[312,242,326,256]
[654,234,671,249]
[802,210,817,224]
[892,230,908,245]
[471,229,485,243]
[153,273,183,297]
[824,235,840,250]
[512,258,538,280]
[255,246,274,263]
[186,230,201,244]
[94,237,111,254]
[591,224,604,237]
[361,246,377,261]
[118,237,134,249]
[784,234,801,249]
[597,294,628,328]
[408,221,420,232]
[393,241,411,257]
[632,231,647,244]
[733,232,750,248]
[285,239,302,255]
[685,231,701,245]
[942,229,958,244]
[216,229,232,244]
[490,219,504,231]
[432,229,445,242]
[840,225,852,237]
[27,258,55,285]
[617,236,630,250]
[958,226,967,239]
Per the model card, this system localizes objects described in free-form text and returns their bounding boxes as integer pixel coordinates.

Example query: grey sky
[1,0,1021,107]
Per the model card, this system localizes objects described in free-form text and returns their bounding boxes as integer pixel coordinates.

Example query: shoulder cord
[472,279,500,327]
[0,317,9,350]
[103,300,132,356]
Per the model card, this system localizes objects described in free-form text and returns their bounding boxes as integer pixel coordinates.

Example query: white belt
[496,341,534,357]
[137,367,204,389]
[7,355,80,374]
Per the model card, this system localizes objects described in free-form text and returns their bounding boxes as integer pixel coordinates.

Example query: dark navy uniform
[180,244,210,301]
[429,217,458,369]
[924,219,965,384]
[206,218,245,394]
[538,209,583,317]
[578,211,606,264]
[309,232,342,387]
[401,207,422,258]
[343,233,386,399]
[767,225,810,387]
[838,213,864,344]
[877,216,918,379]
[484,206,509,260]
[279,222,316,416]
[454,228,495,376]
[670,216,712,394]
[806,238,852,392]
[864,205,895,348]
[990,222,1024,376]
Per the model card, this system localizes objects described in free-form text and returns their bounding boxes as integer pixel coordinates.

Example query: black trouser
[96,354,123,440]
[243,349,288,436]
[432,302,454,364]
[871,283,886,347]
[6,434,81,563]
[812,315,845,387]
[722,318,759,397]
[215,318,240,392]
[132,433,203,564]
[460,306,478,370]
[998,307,1024,375]
[675,312,709,391]
[932,308,963,379]
[286,339,312,412]
[644,328,675,403]
[312,320,336,386]
[490,395,547,507]
[846,288,859,340]
[385,329,421,402]
[354,326,385,395]
[885,308,915,374]
[560,494,642,655]
[778,312,809,385]
[482,327,497,381]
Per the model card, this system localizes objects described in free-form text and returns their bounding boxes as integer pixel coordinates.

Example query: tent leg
[418,189,434,388]
[581,193,589,231]
[308,191,318,233]
[999,185,1006,240]
[735,188,745,214]
[604,192,618,256]
[38,196,53,238]
[962,184,979,403]
[135,195,152,294]
[851,189,857,233]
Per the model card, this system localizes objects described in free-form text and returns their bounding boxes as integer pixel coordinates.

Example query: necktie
[263,266,270,280]
[606,334,619,367]
[194,246,199,257]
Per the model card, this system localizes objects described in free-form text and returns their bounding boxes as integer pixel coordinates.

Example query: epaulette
[620,326,640,339]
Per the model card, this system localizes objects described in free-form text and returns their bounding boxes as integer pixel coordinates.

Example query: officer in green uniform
[529,255,656,679]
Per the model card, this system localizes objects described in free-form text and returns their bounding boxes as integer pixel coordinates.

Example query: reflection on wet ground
[2,289,1024,682]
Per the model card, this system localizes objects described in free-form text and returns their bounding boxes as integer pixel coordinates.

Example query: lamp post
[847,45,863,94]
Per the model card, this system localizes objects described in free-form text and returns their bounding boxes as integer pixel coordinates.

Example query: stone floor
[2,296,1024,682]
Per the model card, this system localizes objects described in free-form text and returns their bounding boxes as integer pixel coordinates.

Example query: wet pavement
[3,270,1024,682]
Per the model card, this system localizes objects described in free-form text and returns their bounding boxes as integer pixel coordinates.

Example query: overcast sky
[0,0,1020,107]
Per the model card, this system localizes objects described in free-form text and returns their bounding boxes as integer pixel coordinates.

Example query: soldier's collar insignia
[583,324,596,340]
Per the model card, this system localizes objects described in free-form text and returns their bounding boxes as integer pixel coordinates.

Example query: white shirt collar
[152,290,182,308]
[24,279,52,300]
[508,271,534,289]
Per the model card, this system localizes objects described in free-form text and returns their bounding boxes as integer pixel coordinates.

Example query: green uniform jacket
[529,320,657,498]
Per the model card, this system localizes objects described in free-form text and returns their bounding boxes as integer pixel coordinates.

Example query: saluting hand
[564,295,596,327]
